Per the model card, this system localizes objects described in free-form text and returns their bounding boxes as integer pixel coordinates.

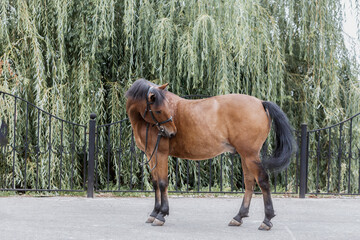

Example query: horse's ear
[148,92,156,103]
[158,83,169,90]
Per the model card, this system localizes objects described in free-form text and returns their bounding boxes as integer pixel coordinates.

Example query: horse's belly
[169,138,235,160]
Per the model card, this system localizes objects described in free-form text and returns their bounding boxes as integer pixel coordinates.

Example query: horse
[125,79,295,230]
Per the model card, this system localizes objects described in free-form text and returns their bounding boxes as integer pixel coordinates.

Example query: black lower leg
[156,180,169,222]
[233,197,251,222]
[262,192,275,227]
[258,172,275,226]
[233,173,255,223]
[150,180,161,218]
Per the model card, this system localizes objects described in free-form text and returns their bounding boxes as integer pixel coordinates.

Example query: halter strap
[142,87,154,119]
[141,86,173,171]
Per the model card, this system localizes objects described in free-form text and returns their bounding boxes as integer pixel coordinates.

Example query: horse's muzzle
[159,126,176,138]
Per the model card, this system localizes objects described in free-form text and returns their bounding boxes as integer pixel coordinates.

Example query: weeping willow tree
[0,0,359,193]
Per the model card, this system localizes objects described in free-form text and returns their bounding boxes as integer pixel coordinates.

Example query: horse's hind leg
[257,169,275,230]
[229,158,255,226]
[246,157,275,230]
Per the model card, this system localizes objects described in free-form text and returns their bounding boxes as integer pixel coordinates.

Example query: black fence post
[87,113,96,198]
[299,123,308,198]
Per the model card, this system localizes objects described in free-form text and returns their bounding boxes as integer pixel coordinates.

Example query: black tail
[261,101,296,173]
[0,121,8,147]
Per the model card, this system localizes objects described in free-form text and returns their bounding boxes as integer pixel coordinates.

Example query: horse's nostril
[169,133,175,138]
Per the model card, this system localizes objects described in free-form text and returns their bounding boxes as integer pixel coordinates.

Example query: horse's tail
[0,121,8,147]
[261,101,296,173]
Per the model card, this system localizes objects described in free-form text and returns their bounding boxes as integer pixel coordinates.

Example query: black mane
[125,79,166,106]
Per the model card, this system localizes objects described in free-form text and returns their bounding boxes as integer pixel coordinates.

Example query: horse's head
[144,83,177,138]
[126,79,177,138]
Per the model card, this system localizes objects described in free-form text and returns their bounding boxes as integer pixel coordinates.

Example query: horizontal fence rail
[0,91,359,198]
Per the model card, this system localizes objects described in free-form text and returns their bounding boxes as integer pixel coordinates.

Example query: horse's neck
[127,102,146,129]
[172,96,205,122]
[165,91,182,116]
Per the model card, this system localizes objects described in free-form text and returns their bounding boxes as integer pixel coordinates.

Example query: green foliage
[0,0,359,193]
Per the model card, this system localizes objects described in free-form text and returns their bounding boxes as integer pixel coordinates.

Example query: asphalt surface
[0,195,359,240]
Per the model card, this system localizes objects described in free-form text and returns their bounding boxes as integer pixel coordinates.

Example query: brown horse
[125,79,295,230]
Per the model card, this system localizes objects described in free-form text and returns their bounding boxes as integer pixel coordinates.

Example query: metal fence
[92,115,300,195]
[299,113,360,197]
[0,91,359,198]
[0,91,88,193]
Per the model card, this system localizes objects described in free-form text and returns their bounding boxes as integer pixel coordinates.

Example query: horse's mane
[125,79,166,107]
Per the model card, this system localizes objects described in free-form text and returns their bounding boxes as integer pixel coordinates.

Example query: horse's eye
[155,111,162,114]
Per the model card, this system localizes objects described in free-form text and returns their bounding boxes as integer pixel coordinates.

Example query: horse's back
[189,94,268,128]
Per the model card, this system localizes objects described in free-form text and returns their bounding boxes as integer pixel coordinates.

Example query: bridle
[142,87,173,171]
[143,87,173,132]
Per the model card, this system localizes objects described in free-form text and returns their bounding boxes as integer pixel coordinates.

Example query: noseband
[142,87,173,171]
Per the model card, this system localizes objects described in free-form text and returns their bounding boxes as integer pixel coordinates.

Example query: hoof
[228,218,243,226]
[258,221,273,231]
[145,216,155,223]
[151,219,165,226]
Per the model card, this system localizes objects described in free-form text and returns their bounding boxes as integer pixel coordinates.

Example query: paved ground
[0,195,359,240]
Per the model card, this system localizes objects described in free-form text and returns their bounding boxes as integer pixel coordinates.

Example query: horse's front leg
[145,178,161,223]
[151,152,169,226]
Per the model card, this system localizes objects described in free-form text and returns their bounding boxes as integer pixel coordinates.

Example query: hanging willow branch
[0,0,359,192]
